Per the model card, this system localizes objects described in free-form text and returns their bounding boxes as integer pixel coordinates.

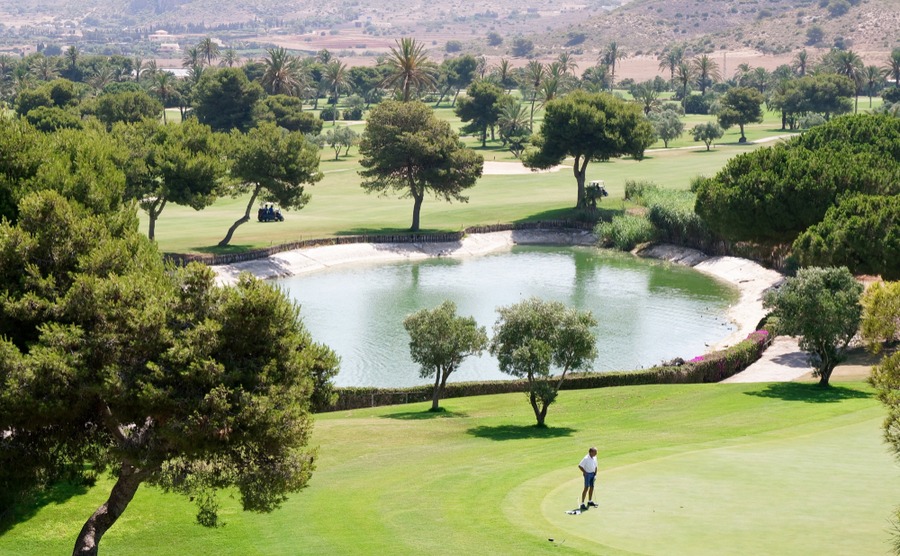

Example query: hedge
[319,329,773,412]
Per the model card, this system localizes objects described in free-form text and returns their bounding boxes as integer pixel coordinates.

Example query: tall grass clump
[595,214,655,250]
[643,188,719,251]
[624,179,660,203]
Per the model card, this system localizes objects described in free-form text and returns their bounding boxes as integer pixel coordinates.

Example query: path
[721,336,811,383]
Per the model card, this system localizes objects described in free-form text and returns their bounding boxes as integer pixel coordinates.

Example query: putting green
[525,410,899,555]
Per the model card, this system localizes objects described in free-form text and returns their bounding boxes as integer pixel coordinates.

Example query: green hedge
[320,330,773,412]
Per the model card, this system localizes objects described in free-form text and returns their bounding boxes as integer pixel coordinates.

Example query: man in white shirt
[578,446,599,510]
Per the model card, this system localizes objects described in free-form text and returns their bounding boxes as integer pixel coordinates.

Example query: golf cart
[257,203,284,222]
[584,180,609,210]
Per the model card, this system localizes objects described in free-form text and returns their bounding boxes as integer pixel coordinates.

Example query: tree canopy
[403,301,488,411]
[455,80,507,147]
[763,266,863,386]
[522,90,654,209]
[716,86,764,142]
[489,297,597,426]
[358,100,483,231]
[220,122,323,246]
[694,114,900,245]
[0,189,338,553]
[191,67,264,132]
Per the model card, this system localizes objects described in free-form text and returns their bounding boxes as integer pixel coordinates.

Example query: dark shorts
[584,472,596,488]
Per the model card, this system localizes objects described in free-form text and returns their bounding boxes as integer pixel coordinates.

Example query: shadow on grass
[188,244,257,255]
[466,424,577,441]
[514,206,619,225]
[334,227,446,236]
[381,408,470,420]
[744,382,872,403]
[0,480,89,535]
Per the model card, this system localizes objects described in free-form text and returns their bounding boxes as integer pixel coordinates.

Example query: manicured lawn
[1,381,896,555]
[147,140,756,254]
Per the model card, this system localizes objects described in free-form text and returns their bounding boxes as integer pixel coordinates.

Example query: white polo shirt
[579,454,598,474]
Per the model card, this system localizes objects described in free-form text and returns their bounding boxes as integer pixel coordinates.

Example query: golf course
[1,380,896,555]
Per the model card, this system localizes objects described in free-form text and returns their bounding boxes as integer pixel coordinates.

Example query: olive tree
[490,297,597,426]
[358,100,483,231]
[763,267,863,386]
[403,301,488,411]
[691,121,724,151]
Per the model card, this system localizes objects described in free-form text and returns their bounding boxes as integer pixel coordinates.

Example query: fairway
[2,382,897,555]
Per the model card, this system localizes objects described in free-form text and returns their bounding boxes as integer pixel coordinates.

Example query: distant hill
[534,0,900,57]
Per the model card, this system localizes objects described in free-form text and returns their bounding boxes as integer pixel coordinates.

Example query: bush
[319,106,340,121]
[883,87,900,104]
[644,189,719,250]
[624,179,660,203]
[799,113,826,129]
[343,107,364,120]
[683,93,715,115]
[595,214,655,250]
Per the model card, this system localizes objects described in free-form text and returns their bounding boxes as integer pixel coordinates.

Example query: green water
[276,245,738,387]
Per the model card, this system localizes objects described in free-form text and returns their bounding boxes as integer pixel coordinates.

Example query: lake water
[275,245,738,387]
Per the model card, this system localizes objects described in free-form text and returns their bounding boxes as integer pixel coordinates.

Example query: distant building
[159,43,181,54]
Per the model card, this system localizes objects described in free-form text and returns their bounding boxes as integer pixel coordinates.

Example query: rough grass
[1,381,895,555]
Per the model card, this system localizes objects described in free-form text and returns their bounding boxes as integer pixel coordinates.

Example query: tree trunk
[146,198,166,241]
[529,389,544,426]
[219,184,260,247]
[72,463,146,556]
[573,155,588,208]
[410,193,423,232]
[333,90,339,126]
[451,89,461,107]
[738,124,746,142]
[431,371,442,411]
[818,364,835,387]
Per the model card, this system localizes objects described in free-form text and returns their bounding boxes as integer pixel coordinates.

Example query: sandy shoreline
[213,233,783,352]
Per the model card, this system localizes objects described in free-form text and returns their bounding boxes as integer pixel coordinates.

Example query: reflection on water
[275,246,738,387]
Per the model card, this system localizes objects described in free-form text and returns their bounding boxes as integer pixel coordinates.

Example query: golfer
[578,446,599,510]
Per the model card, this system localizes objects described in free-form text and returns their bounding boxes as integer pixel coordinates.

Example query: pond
[275,245,738,387]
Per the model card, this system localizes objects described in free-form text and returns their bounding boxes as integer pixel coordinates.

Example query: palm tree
[524,60,544,128]
[143,60,159,80]
[631,82,661,115]
[381,38,437,101]
[261,46,306,96]
[658,45,684,85]
[65,46,79,72]
[88,66,117,92]
[322,59,349,125]
[674,61,696,104]
[863,65,882,107]
[182,47,202,70]
[884,48,900,86]
[152,72,176,123]
[197,37,220,67]
[220,48,240,67]
[493,58,514,92]
[29,55,58,81]
[792,49,810,77]
[497,98,530,157]
[476,55,487,79]
[733,63,753,87]
[748,67,771,94]
[602,41,627,90]
[692,54,720,95]
[132,57,145,82]
[833,49,864,112]
[557,52,578,76]
[538,76,560,109]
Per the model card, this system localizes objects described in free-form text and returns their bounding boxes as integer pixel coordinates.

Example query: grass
[1,381,895,555]
[148,133,755,254]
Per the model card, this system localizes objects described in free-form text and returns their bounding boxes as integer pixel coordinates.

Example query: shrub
[595,214,655,250]
[343,107,364,120]
[644,189,719,250]
[624,179,660,203]
[320,106,340,121]
[683,93,715,115]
